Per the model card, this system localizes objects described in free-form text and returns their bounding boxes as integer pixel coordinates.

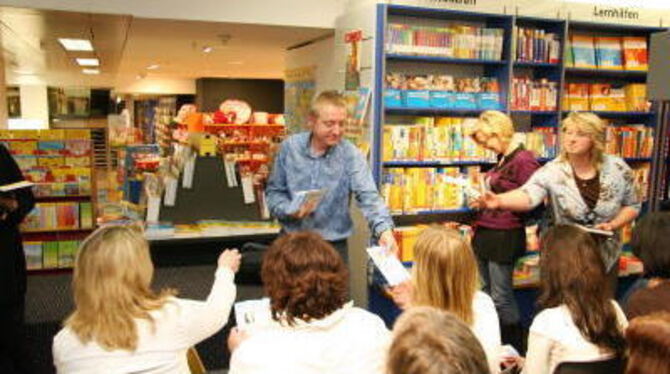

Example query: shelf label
[514,0,563,18]
[563,2,662,26]
[388,0,510,14]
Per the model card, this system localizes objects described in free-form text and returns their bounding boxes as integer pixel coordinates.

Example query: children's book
[0,180,34,192]
[571,34,597,69]
[574,223,613,237]
[367,246,410,286]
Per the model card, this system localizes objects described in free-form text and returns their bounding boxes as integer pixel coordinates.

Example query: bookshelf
[0,129,97,273]
[372,4,665,221]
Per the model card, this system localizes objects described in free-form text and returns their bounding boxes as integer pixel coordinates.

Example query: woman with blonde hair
[477,112,641,293]
[469,110,539,351]
[52,224,241,373]
[391,225,501,373]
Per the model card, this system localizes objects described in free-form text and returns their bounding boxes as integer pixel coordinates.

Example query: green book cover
[43,241,59,269]
[58,241,76,268]
[79,202,93,229]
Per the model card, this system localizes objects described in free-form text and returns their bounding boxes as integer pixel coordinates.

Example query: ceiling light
[76,58,100,66]
[202,46,213,53]
[228,61,244,65]
[147,64,160,70]
[58,38,94,51]
[82,69,100,75]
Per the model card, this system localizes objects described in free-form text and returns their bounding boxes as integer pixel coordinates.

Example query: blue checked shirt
[266,132,393,242]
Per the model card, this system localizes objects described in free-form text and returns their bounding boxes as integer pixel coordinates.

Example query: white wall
[114,76,196,95]
[285,35,338,94]
[15,84,48,129]
[0,0,345,28]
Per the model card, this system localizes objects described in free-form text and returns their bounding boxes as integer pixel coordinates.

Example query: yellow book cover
[382,127,393,161]
[12,130,39,140]
[65,129,90,140]
[38,129,66,140]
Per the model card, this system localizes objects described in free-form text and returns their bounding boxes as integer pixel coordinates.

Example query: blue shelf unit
[374,4,513,185]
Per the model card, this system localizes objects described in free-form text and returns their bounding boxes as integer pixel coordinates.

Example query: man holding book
[266,90,397,261]
[0,143,35,374]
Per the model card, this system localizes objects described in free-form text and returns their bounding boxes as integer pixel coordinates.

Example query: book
[594,36,623,70]
[622,36,648,71]
[366,245,410,286]
[574,223,613,237]
[571,34,597,69]
[287,189,326,215]
[24,241,43,270]
[0,180,34,192]
[234,298,272,330]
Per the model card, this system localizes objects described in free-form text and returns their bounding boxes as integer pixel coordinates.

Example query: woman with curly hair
[228,231,390,374]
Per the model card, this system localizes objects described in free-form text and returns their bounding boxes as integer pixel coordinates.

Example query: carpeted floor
[25,265,263,374]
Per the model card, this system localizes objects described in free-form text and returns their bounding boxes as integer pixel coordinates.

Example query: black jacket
[0,144,35,305]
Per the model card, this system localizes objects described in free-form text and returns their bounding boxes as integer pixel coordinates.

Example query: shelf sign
[563,2,662,26]
[514,0,563,18]
[388,0,510,14]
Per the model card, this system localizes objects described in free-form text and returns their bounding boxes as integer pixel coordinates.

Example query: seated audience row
[51,214,670,374]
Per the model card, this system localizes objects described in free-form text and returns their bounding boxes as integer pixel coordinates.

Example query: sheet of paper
[574,223,614,237]
[234,298,272,330]
[182,154,196,189]
[287,189,326,214]
[146,196,161,223]
[366,246,410,286]
[241,174,255,204]
[163,176,178,207]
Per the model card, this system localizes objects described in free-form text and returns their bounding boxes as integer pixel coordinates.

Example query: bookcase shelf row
[386,53,507,65]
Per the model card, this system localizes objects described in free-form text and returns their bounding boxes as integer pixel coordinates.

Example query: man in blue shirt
[266,90,397,261]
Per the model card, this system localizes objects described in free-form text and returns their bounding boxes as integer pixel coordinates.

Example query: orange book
[622,36,648,71]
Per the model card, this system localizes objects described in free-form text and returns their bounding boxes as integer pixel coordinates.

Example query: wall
[285,35,338,94]
[114,76,196,95]
[16,84,48,129]
[195,78,284,113]
[0,0,345,28]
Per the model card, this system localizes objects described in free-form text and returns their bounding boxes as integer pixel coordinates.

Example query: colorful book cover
[571,34,596,69]
[622,36,648,71]
[24,241,43,270]
[594,36,623,70]
[79,202,93,229]
[42,241,59,269]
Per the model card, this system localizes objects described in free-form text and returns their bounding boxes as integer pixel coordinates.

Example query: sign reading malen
[593,6,639,20]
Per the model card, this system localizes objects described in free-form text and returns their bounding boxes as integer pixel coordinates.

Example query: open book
[574,223,614,237]
[442,175,485,201]
[287,189,326,215]
[0,180,34,193]
[366,246,410,286]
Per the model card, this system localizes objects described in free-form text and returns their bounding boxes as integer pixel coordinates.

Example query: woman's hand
[379,230,399,257]
[390,281,414,310]
[475,191,501,210]
[227,327,249,353]
[594,222,615,231]
[218,249,242,273]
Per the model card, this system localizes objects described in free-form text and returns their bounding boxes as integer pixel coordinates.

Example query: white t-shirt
[229,302,391,374]
[53,268,236,374]
[472,291,503,374]
[523,300,628,374]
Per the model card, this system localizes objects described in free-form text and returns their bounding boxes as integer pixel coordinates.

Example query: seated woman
[390,226,501,373]
[53,224,241,373]
[625,312,670,374]
[523,224,627,374]
[387,306,489,374]
[227,231,390,374]
[624,212,670,319]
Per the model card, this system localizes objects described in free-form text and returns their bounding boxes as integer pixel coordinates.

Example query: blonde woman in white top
[52,224,241,374]
[522,224,628,374]
[391,226,502,373]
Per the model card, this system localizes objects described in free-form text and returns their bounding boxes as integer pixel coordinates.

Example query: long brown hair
[412,226,479,325]
[625,312,670,374]
[539,225,625,355]
[66,225,176,351]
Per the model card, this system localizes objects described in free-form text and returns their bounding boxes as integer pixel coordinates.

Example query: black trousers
[0,300,30,374]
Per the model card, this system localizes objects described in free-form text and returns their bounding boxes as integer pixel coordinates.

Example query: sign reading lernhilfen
[562,1,662,26]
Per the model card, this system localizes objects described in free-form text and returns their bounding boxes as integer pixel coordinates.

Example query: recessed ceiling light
[82,69,100,75]
[147,64,160,70]
[58,38,94,51]
[76,58,100,66]
[202,46,213,53]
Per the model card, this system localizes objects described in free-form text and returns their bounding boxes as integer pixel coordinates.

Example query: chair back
[187,347,207,374]
[553,357,624,374]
